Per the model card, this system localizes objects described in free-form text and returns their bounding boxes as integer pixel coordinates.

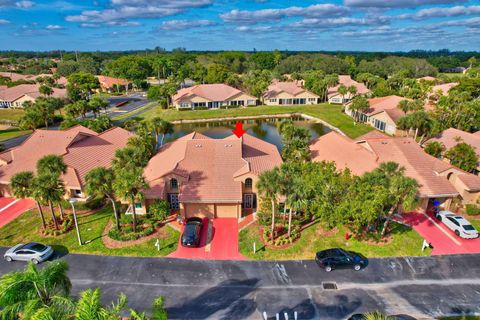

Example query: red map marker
[232,122,246,138]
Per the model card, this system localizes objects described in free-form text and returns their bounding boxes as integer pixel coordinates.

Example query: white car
[436,211,479,239]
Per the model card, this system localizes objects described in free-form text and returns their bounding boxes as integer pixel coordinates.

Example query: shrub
[219,105,240,109]
[41,215,73,237]
[108,221,155,241]
[148,199,170,221]
[85,197,105,210]
[466,204,480,216]
[192,106,208,110]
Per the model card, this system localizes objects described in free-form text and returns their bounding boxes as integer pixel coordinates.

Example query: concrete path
[0,198,35,228]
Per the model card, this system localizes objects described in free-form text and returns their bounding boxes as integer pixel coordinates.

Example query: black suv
[181,217,203,247]
[315,248,368,272]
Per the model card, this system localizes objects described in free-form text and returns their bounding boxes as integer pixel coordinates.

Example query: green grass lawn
[0,207,180,257]
[239,221,430,260]
[0,128,31,142]
[0,109,24,121]
[139,104,373,139]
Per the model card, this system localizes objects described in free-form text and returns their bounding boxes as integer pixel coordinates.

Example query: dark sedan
[181,217,203,247]
[315,248,368,272]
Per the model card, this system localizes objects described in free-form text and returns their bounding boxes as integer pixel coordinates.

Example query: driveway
[402,211,480,255]
[168,218,245,260]
[0,197,35,228]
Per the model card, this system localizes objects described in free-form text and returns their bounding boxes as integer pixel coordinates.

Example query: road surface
[0,248,479,319]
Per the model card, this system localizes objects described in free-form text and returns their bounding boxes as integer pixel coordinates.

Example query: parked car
[315,248,368,272]
[181,217,203,247]
[4,242,54,264]
[435,211,479,239]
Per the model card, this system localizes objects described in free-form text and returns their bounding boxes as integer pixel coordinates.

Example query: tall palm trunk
[49,201,59,229]
[58,204,64,220]
[36,201,46,229]
[131,199,137,233]
[288,208,293,237]
[110,197,120,231]
[270,200,275,241]
[154,130,160,150]
[283,203,287,222]
[160,134,166,147]
[381,205,396,238]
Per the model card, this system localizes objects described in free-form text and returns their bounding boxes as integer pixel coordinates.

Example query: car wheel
[4,256,12,262]
[31,259,39,265]
[354,264,361,271]
[437,215,442,222]
[325,266,332,272]
[455,230,460,237]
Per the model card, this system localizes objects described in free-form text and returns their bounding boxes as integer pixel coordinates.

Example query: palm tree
[74,288,127,320]
[0,260,72,320]
[257,168,280,241]
[37,154,67,219]
[349,96,369,122]
[113,167,147,233]
[347,85,357,99]
[85,167,121,231]
[363,311,393,320]
[286,177,308,237]
[10,171,47,229]
[34,174,65,230]
[154,118,174,148]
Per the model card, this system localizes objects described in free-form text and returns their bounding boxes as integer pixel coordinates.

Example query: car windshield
[463,225,476,231]
[183,225,197,238]
[25,243,47,252]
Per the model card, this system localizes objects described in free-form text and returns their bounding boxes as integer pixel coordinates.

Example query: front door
[168,193,179,210]
[244,194,253,209]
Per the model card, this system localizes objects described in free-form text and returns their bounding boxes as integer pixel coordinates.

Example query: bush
[192,106,208,110]
[108,222,155,241]
[263,226,300,246]
[219,105,240,109]
[148,199,170,221]
[466,204,480,216]
[85,198,105,210]
[41,215,73,237]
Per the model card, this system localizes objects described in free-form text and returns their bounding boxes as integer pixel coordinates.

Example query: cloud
[159,19,216,30]
[220,4,349,24]
[289,15,389,30]
[0,18,10,24]
[344,0,467,9]
[0,0,34,8]
[65,0,213,24]
[397,5,480,19]
[45,24,64,30]
[437,16,480,26]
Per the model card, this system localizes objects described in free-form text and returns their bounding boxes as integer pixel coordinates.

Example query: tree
[10,171,47,229]
[34,174,65,230]
[37,154,67,177]
[74,288,127,320]
[337,84,348,102]
[85,167,120,231]
[204,63,230,84]
[106,55,152,84]
[278,119,311,162]
[257,168,280,241]
[424,141,445,158]
[67,72,100,101]
[149,117,173,149]
[113,167,147,233]
[349,96,369,122]
[243,70,272,99]
[0,260,72,319]
[39,85,53,97]
[445,141,479,173]
[89,97,109,116]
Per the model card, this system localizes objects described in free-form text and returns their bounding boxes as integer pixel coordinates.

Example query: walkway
[401,211,480,255]
[168,218,245,260]
[0,197,35,228]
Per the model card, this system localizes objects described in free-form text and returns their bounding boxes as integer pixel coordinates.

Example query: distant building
[0,84,67,108]
[96,75,131,93]
[172,84,257,110]
[327,75,370,104]
[263,80,319,105]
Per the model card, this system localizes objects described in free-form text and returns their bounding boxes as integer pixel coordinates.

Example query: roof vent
[224,144,233,147]
[195,144,202,148]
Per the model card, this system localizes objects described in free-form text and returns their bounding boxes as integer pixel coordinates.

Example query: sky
[0,0,479,52]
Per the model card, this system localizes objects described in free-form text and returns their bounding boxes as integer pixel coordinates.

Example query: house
[0,72,66,85]
[0,84,67,108]
[96,75,131,93]
[345,95,407,135]
[427,128,480,172]
[263,80,319,105]
[172,84,257,110]
[310,131,480,211]
[327,75,370,104]
[140,132,283,220]
[0,125,133,199]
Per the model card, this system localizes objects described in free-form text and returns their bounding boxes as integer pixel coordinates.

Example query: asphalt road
[0,248,479,320]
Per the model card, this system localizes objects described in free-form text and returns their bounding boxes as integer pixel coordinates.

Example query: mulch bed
[257,225,299,250]
[102,220,172,249]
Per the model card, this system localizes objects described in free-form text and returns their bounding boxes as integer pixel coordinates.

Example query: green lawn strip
[0,128,32,141]
[0,109,25,121]
[138,104,372,139]
[239,221,430,260]
[0,207,179,257]
[112,102,158,121]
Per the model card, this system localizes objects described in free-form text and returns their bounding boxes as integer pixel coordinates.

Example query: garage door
[184,203,214,219]
[215,204,239,218]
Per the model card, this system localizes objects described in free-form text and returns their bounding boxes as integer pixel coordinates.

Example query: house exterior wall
[368,112,398,135]
[215,203,240,218]
[263,90,319,105]
[173,92,257,109]
[11,95,35,108]
[447,173,480,204]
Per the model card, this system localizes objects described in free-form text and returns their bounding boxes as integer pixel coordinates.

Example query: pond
[164,116,331,151]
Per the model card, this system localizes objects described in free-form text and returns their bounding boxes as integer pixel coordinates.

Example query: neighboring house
[0,125,133,199]
[263,80,319,105]
[0,84,67,108]
[172,84,257,110]
[310,131,480,211]
[96,75,131,93]
[428,128,480,172]
[0,72,66,85]
[327,75,370,104]
[141,132,283,220]
[345,95,407,135]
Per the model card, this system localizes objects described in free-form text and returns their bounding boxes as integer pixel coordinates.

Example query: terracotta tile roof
[428,128,480,167]
[362,95,407,122]
[0,126,132,189]
[96,75,130,88]
[457,174,480,192]
[0,72,28,82]
[310,132,378,176]
[144,132,282,202]
[0,84,66,102]
[431,82,458,96]
[327,75,370,99]
[173,84,253,103]
[354,130,389,142]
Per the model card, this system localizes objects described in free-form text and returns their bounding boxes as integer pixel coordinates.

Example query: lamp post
[69,198,82,246]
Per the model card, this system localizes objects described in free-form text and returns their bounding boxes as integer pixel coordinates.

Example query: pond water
[164,116,331,151]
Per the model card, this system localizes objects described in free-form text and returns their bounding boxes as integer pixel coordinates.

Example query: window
[180,102,190,108]
[373,119,386,131]
[134,203,142,209]
[269,98,277,103]
[74,189,82,195]
[170,178,178,190]
[308,98,316,102]
[245,178,253,189]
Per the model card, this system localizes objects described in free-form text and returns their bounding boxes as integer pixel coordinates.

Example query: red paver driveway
[0,197,35,228]
[168,218,245,260]
[402,211,480,255]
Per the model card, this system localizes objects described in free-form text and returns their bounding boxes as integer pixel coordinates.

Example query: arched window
[170,178,178,190]
[245,178,253,189]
